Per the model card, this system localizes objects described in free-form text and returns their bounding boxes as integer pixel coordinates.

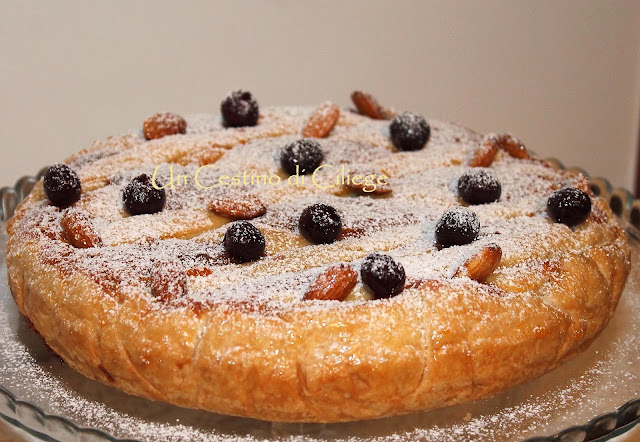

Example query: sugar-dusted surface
[4,105,632,425]
[7,107,603,309]
[0,226,638,440]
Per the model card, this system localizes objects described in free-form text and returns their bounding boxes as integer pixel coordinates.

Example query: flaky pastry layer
[6,106,630,422]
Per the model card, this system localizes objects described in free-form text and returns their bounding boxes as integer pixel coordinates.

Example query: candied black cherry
[123,174,166,215]
[457,170,502,205]
[435,207,480,248]
[223,221,266,263]
[220,90,259,127]
[360,252,406,299]
[280,139,324,175]
[547,187,591,227]
[389,112,431,151]
[43,163,82,208]
[299,203,342,244]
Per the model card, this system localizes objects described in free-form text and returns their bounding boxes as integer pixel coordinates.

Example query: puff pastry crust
[6,105,630,422]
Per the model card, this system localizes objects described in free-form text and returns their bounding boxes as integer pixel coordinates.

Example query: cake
[5,91,630,422]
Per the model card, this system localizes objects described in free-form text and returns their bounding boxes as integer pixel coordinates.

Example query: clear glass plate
[0,221,639,441]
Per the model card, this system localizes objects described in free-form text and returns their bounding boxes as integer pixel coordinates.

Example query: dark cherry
[547,187,591,227]
[223,221,266,263]
[435,207,480,248]
[123,174,166,215]
[457,170,502,205]
[280,139,324,175]
[299,203,342,244]
[220,90,259,127]
[43,163,82,208]
[389,112,431,151]
[360,252,406,299]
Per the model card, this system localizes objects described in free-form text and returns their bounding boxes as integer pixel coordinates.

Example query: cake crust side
[4,105,632,422]
[6,211,630,422]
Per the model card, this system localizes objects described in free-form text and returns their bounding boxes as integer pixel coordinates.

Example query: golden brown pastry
[6,92,630,422]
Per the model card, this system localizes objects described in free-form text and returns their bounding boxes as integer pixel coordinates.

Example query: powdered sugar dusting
[3,105,634,438]
[0,230,638,440]
[7,107,624,311]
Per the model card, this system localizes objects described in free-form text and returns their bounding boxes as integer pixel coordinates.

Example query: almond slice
[60,209,103,248]
[150,259,188,304]
[303,264,358,301]
[350,91,392,120]
[209,194,267,220]
[302,102,340,138]
[453,244,502,282]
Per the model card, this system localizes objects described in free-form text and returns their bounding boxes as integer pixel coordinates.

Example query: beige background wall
[1,1,639,190]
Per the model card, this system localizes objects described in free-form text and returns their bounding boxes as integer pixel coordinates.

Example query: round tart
[5,93,631,423]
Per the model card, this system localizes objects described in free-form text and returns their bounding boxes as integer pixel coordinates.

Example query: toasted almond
[469,138,499,167]
[143,112,187,140]
[302,102,340,138]
[150,259,188,304]
[303,264,358,301]
[209,194,267,220]
[60,209,102,248]
[345,170,392,195]
[454,244,502,282]
[485,133,529,159]
[498,134,528,159]
[350,91,392,120]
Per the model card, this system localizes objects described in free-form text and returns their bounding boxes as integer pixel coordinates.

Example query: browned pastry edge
[5,209,630,422]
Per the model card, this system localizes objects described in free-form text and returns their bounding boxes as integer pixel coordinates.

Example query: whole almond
[150,259,188,304]
[143,112,187,140]
[454,244,502,282]
[304,264,358,301]
[350,91,392,120]
[469,138,499,167]
[209,194,267,220]
[485,133,529,159]
[60,209,102,248]
[302,102,340,138]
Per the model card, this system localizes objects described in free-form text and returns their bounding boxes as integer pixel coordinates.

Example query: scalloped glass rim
[0,172,639,441]
[0,385,120,441]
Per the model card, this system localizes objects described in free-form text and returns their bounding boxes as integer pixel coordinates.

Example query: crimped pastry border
[5,207,630,422]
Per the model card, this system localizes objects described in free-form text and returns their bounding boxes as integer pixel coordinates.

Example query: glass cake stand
[0,168,638,442]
